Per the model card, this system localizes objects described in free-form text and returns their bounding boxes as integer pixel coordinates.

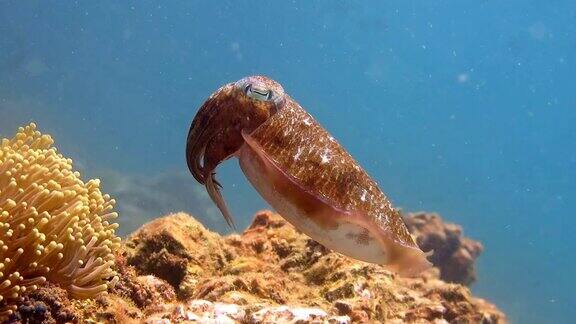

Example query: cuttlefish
[186,76,431,276]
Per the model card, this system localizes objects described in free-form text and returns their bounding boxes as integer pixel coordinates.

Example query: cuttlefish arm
[186,76,431,276]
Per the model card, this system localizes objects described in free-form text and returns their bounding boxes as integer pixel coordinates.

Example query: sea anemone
[0,123,120,317]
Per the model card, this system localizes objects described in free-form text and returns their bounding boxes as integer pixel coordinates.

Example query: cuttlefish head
[186,76,286,229]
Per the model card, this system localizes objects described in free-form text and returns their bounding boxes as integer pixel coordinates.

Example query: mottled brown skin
[186,76,430,275]
[186,77,284,228]
[186,81,280,184]
[248,97,415,248]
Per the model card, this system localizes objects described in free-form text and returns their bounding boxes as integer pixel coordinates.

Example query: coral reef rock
[405,212,483,285]
[124,212,228,299]
[15,210,504,323]
[123,210,505,323]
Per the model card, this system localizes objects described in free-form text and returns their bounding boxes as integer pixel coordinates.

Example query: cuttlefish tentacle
[186,75,432,276]
[205,171,234,229]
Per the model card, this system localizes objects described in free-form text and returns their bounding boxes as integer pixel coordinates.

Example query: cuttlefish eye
[244,83,273,101]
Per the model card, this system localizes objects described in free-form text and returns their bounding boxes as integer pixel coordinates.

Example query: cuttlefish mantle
[186,75,432,276]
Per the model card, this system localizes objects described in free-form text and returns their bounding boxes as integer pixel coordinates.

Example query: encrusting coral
[0,123,120,318]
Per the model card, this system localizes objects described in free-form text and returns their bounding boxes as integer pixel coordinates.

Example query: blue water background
[0,1,574,322]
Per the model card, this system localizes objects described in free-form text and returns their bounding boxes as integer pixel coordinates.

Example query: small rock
[405,212,484,285]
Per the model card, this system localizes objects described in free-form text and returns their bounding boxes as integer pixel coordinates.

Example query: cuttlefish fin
[205,172,236,230]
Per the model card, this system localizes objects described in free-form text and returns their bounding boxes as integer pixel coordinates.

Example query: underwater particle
[22,58,48,77]
[0,123,121,318]
[528,22,548,41]
[457,73,469,83]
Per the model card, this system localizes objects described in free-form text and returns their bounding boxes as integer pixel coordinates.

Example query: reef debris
[0,123,120,319]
